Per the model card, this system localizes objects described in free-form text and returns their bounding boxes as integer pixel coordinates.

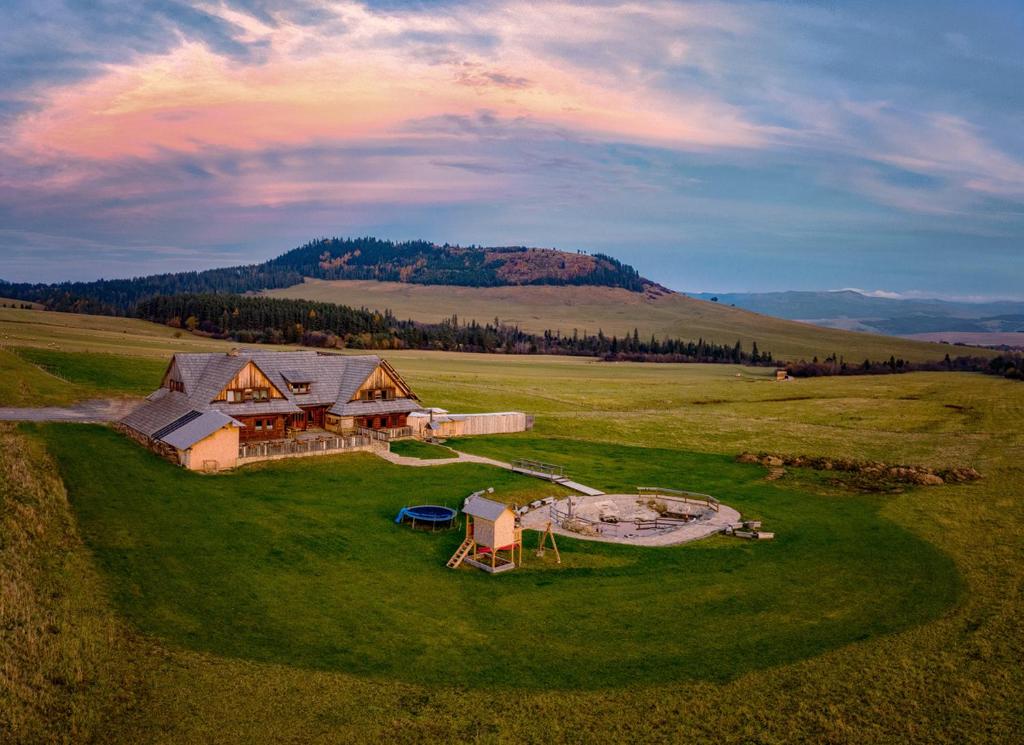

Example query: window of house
[289,383,309,394]
[168,379,184,393]
[254,418,262,430]
[254,388,270,401]
[226,389,242,403]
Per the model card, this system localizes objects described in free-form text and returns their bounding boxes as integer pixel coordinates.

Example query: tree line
[786,353,1023,382]
[136,293,775,364]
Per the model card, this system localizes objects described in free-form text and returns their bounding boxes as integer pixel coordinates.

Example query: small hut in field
[447,492,522,574]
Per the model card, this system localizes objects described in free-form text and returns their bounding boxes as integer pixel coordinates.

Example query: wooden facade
[354,413,408,430]
[352,360,414,402]
[212,362,286,403]
[235,414,286,442]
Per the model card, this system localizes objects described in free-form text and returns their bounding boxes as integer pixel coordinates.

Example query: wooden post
[537,521,561,564]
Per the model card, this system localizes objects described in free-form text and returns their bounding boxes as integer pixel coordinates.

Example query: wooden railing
[511,458,566,479]
[636,486,720,513]
[358,426,413,442]
[239,434,371,460]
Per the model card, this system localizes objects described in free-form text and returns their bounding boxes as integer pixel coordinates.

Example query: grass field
[32,425,958,691]
[263,278,981,363]
[2,309,1023,743]
[388,439,456,459]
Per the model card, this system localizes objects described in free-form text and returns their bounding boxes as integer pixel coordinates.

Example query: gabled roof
[123,350,423,435]
[121,390,199,438]
[463,494,513,522]
[159,411,242,450]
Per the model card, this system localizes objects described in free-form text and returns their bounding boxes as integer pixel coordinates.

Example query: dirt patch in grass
[737,451,981,492]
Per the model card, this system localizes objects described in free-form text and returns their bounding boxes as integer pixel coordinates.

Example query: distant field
[0,296,43,310]
[263,278,986,363]
[905,331,1024,347]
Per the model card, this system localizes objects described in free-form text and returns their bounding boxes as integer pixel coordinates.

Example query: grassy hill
[0,237,647,314]
[263,278,986,363]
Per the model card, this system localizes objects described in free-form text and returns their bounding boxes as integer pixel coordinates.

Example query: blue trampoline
[395,504,458,531]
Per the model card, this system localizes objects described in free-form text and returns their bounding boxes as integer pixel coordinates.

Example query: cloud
[838,287,907,299]
[5,1,770,165]
[1,1,1022,293]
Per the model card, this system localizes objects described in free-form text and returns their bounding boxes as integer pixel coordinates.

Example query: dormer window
[281,370,312,395]
[226,388,269,403]
[168,379,184,393]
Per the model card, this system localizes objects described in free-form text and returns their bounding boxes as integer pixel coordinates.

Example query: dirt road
[0,398,140,423]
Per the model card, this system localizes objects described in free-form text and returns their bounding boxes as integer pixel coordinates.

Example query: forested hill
[0,237,649,314]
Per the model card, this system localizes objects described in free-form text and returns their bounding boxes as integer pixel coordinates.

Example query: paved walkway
[557,480,605,496]
[373,447,606,496]
[0,398,140,423]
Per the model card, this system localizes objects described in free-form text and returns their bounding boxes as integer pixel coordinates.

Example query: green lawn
[388,439,457,459]
[11,348,166,397]
[0,347,167,406]
[36,424,958,690]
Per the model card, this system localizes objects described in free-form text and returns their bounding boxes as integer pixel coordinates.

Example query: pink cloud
[7,2,769,164]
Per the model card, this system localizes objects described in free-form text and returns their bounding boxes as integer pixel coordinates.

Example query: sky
[1,1,1022,298]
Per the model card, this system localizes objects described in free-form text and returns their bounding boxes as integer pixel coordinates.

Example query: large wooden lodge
[120,349,528,471]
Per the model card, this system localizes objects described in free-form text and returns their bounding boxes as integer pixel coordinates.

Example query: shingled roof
[463,494,513,522]
[122,350,421,444]
[159,411,241,450]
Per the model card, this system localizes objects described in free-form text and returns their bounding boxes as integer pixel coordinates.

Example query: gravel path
[0,398,140,423]
[373,447,515,470]
[374,448,608,496]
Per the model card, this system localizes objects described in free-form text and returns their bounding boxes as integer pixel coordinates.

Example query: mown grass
[35,424,956,692]
[0,349,92,407]
[0,346,166,407]
[12,348,166,398]
[388,439,456,459]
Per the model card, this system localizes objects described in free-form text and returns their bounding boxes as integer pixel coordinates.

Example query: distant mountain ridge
[0,237,650,314]
[692,290,1024,337]
[269,238,649,290]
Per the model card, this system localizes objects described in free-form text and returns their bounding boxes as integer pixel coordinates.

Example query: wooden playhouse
[447,490,523,574]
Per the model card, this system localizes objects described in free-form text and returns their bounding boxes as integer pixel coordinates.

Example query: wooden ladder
[447,537,474,569]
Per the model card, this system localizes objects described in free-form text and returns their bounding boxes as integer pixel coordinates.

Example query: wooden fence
[358,426,413,442]
[636,486,720,513]
[239,434,371,460]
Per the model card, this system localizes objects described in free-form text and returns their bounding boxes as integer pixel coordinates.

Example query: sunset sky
[1,1,1022,297]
